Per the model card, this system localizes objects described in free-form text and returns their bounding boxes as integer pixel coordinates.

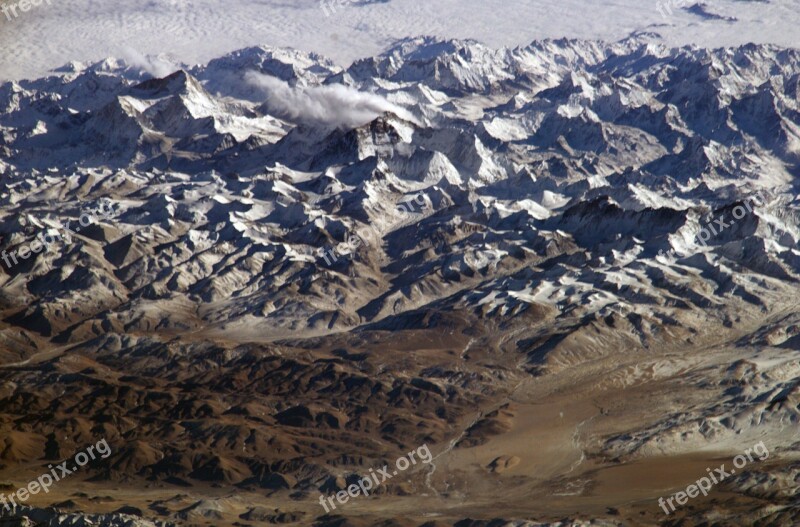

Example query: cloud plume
[245,71,420,129]
[120,47,176,78]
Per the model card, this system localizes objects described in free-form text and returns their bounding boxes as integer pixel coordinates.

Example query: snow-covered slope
[1,38,800,527]
[2,37,799,347]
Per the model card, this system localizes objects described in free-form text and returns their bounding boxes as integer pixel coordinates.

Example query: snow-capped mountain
[1,37,799,527]
[2,37,797,345]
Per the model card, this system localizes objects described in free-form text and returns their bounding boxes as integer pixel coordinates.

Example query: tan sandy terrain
[1,301,799,527]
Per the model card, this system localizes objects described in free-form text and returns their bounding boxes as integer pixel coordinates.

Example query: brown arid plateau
[1,34,800,527]
[1,316,799,526]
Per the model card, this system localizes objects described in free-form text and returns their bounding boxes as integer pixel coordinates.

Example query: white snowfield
[2,35,800,344]
[0,0,799,82]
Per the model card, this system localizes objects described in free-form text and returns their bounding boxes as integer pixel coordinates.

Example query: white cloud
[244,71,419,129]
[119,47,175,78]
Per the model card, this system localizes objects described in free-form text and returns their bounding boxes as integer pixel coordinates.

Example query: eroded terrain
[1,37,799,526]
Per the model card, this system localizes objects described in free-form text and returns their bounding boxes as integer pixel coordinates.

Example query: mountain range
[0,36,799,526]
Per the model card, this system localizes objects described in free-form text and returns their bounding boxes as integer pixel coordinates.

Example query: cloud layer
[245,72,419,129]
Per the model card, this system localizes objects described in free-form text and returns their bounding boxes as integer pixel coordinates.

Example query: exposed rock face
[0,37,799,526]
[0,506,170,527]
